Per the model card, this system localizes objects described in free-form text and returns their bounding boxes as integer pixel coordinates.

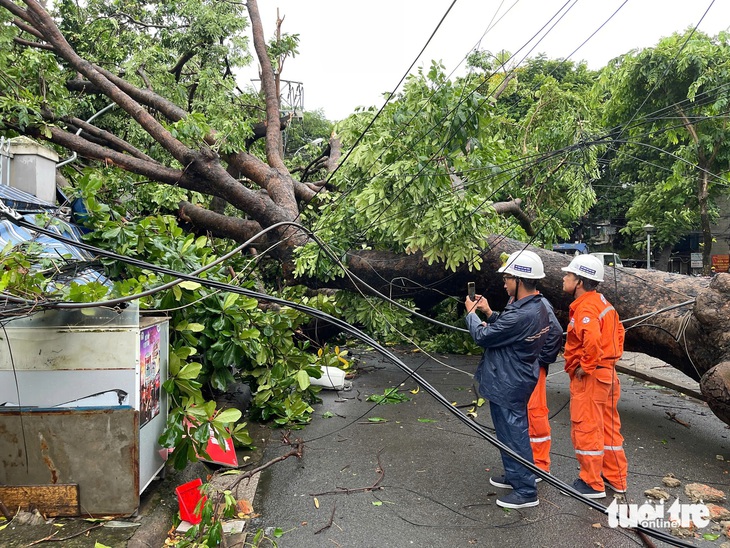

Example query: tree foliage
[597,29,730,270]
[3,0,730,441]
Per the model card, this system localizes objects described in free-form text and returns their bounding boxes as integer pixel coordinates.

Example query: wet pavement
[1,348,729,547]
[250,348,730,548]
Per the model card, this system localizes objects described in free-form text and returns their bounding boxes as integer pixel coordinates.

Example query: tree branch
[61,116,155,162]
[169,44,204,82]
[491,198,535,236]
[247,0,286,172]
[179,201,271,245]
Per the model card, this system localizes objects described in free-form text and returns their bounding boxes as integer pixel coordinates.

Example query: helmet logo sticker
[579,265,597,276]
[514,264,532,273]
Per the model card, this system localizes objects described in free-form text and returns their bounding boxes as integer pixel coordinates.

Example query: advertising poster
[139,324,161,427]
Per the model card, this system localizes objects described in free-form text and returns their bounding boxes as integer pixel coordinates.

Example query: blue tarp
[0,204,110,287]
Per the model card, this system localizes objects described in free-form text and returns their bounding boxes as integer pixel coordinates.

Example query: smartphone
[467,282,475,301]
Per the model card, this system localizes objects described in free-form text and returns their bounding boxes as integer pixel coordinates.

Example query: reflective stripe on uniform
[604,445,623,451]
[530,436,551,443]
[598,305,615,320]
[575,449,604,456]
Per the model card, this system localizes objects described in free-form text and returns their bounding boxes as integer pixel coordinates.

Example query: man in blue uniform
[465,249,561,509]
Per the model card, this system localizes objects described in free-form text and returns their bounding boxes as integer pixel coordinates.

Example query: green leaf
[179,280,201,290]
[296,370,311,391]
[372,501,383,506]
[177,362,202,380]
[214,408,242,424]
[367,417,387,423]
[417,418,437,423]
[366,388,410,405]
[222,293,238,310]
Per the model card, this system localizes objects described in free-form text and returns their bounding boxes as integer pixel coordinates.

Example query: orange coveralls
[527,367,551,472]
[564,291,628,492]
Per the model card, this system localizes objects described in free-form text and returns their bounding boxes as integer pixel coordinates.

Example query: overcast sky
[241,1,730,121]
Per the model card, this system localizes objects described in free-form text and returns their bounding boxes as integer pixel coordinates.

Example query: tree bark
[306,239,730,424]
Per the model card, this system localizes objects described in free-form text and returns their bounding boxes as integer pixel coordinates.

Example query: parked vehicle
[591,252,624,267]
[552,242,589,256]
[552,243,624,267]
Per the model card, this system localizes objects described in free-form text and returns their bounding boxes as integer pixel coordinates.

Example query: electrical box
[0,304,169,516]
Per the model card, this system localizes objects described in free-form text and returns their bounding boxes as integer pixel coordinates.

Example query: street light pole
[643,224,655,270]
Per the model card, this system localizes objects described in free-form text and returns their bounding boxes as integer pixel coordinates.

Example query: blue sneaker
[496,491,539,509]
[570,478,606,499]
[490,474,542,489]
[489,475,511,489]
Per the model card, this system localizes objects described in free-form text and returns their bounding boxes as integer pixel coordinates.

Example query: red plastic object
[199,431,239,467]
[176,478,207,524]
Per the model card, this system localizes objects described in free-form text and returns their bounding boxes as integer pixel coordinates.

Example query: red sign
[198,429,238,467]
[711,255,730,273]
[181,418,239,467]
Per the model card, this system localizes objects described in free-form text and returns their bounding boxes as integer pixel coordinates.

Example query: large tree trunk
[3,0,730,427]
[321,239,730,425]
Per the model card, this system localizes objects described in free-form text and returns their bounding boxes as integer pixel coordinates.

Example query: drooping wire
[0,212,698,547]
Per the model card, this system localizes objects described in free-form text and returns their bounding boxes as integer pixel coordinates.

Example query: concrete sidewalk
[249,347,730,548]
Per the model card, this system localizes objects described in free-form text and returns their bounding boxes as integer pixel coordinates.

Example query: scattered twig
[226,436,304,491]
[0,500,12,521]
[634,528,657,548]
[25,523,104,545]
[310,449,385,496]
[665,411,690,428]
[314,503,336,534]
[652,403,696,411]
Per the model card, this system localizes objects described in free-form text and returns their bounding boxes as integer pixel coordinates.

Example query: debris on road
[644,488,671,500]
[662,474,682,488]
[685,483,726,503]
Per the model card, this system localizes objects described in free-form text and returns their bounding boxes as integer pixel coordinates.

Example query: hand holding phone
[467,282,475,301]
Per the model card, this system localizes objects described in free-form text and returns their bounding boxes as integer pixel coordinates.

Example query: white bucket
[309,366,349,390]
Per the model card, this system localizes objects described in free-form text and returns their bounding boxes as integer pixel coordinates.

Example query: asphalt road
[1,347,727,547]
[250,347,730,548]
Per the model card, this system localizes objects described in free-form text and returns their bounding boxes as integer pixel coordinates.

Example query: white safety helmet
[498,250,546,279]
[561,254,605,282]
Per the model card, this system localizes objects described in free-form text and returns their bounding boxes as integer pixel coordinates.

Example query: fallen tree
[1,0,728,426]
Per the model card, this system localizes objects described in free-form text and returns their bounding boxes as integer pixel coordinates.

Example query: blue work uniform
[466,293,556,498]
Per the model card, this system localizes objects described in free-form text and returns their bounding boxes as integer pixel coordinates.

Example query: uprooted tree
[1,0,729,427]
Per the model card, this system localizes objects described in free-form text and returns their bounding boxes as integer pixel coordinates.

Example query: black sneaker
[570,478,606,499]
[496,491,539,509]
[602,476,627,494]
[489,475,511,489]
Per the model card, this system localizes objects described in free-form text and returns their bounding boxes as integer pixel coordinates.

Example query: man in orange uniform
[528,345,555,473]
[561,254,628,498]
